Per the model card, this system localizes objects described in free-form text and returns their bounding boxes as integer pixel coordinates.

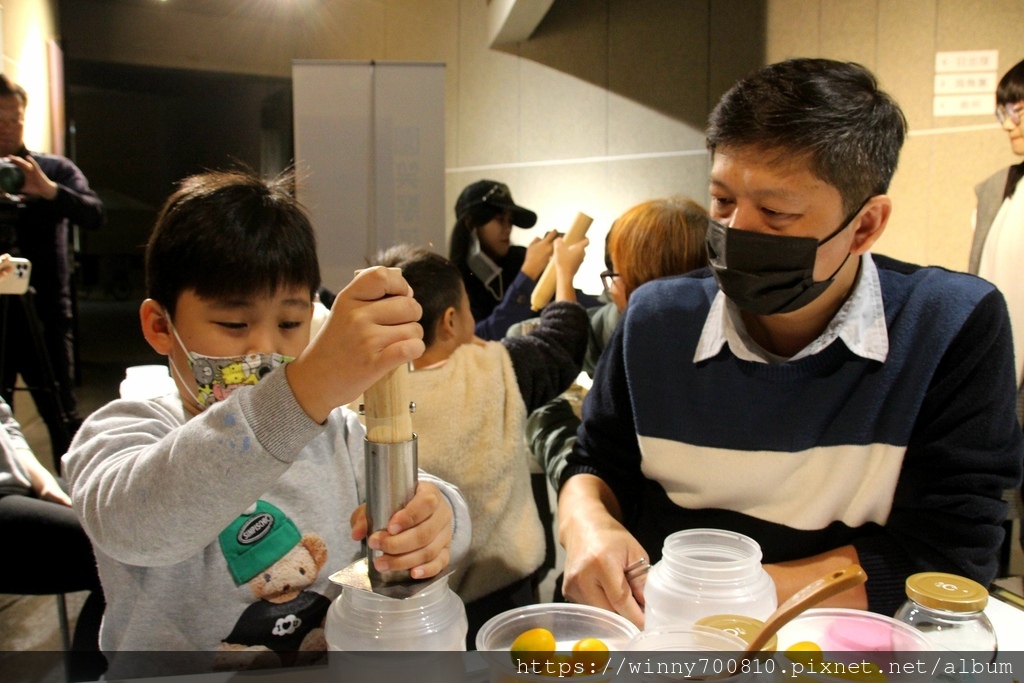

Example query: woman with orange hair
[527,196,710,493]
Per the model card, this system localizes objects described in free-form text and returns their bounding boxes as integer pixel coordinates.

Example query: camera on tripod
[0,159,24,194]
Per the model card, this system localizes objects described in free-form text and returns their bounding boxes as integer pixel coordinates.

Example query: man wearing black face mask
[556,59,1023,626]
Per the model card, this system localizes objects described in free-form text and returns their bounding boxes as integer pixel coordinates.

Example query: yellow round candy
[511,627,556,653]
[785,640,822,665]
[572,637,610,672]
[510,627,557,671]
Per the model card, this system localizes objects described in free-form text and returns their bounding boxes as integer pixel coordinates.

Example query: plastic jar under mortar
[325,576,467,651]
[643,528,777,630]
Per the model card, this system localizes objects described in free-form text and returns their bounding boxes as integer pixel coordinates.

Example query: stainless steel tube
[364,435,418,583]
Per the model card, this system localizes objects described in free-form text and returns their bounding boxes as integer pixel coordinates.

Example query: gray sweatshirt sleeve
[64,368,326,567]
[0,397,33,494]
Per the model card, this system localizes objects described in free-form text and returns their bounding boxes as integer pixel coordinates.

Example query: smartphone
[0,256,30,295]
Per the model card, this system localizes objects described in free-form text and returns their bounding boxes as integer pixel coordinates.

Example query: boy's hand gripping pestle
[328,363,454,599]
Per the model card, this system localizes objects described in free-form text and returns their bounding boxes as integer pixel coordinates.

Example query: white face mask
[166,315,293,410]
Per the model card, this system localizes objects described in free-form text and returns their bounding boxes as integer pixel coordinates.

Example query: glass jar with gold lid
[893,572,996,657]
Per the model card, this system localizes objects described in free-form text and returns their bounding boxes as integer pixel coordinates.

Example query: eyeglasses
[600,269,620,292]
[996,103,1022,126]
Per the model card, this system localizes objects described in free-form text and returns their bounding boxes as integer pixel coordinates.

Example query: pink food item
[823,618,894,651]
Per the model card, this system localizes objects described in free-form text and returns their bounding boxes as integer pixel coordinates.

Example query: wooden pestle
[529,211,593,311]
[363,364,413,444]
[362,363,417,583]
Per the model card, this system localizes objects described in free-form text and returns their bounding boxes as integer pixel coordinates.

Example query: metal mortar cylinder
[364,435,418,584]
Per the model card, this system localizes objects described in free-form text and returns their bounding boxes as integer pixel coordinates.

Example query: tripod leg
[15,288,75,465]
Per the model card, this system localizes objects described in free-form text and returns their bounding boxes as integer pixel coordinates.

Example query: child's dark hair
[373,245,464,348]
[997,58,1024,107]
[145,169,320,316]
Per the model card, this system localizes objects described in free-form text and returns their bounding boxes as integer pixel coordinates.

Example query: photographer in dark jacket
[0,75,104,460]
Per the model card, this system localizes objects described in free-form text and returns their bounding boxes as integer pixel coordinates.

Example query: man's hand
[558,474,648,628]
[0,253,12,280]
[349,481,453,579]
[287,266,424,423]
[4,155,58,200]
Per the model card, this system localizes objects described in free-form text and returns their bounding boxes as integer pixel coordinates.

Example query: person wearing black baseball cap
[449,179,559,340]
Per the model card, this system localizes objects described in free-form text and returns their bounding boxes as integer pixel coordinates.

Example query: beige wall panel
[765,0,821,63]
[934,0,1024,127]
[518,61,608,163]
[517,1,608,163]
[876,0,936,130]
[926,128,1018,270]
[708,0,768,103]
[298,1,385,60]
[518,0,608,90]
[456,0,520,168]
[818,0,877,68]
[876,136,932,265]
[383,0,460,168]
[926,131,990,269]
[59,0,297,76]
[514,163,610,236]
[606,155,711,217]
[606,0,708,154]
[607,92,706,158]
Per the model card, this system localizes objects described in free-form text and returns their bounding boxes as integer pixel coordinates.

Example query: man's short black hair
[707,58,907,214]
[996,59,1024,107]
[145,169,320,316]
[0,75,27,107]
[373,245,463,349]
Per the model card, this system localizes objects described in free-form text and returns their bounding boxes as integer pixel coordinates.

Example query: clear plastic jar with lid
[893,572,997,657]
[643,529,777,630]
[325,576,467,651]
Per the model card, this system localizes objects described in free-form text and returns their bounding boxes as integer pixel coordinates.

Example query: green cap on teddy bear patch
[219,500,302,585]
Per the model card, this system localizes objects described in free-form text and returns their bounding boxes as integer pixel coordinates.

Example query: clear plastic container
[643,529,777,630]
[627,626,768,683]
[894,572,997,658]
[325,576,467,651]
[476,602,639,682]
[626,623,747,650]
[119,364,177,400]
[775,607,934,683]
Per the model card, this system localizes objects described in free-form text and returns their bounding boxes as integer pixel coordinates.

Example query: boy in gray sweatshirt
[63,170,470,674]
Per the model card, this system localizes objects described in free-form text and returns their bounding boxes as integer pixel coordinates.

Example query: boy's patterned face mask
[166,314,293,410]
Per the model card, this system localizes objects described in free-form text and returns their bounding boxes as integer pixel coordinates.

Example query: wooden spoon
[743,564,867,654]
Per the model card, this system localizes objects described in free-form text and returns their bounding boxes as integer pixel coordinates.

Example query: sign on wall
[933,50,998,118]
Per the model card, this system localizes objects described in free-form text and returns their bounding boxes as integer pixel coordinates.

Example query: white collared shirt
[693,253,889,365]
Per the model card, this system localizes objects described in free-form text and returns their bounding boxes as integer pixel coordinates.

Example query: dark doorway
[64,60,293,302]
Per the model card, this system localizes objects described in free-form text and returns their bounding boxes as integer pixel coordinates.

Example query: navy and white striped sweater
[563,255,1024,616]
